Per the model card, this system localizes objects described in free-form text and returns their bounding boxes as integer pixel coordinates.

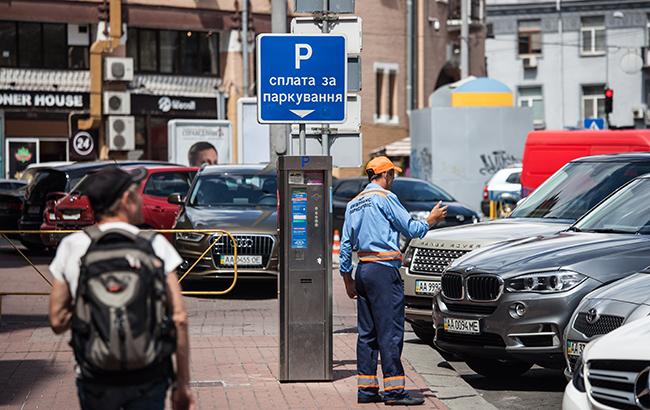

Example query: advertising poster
[8,141,37,179]
[167,119,232,166]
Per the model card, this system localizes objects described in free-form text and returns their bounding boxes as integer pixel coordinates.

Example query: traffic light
[604,88,614,114]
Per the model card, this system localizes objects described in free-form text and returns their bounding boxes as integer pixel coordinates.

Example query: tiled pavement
[0,245,447,409]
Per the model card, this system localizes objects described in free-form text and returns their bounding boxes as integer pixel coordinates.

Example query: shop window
[0,21,17,67]
[43,24,67,69]
[180,31,200,75]
[582,84,606,119]
[518,20,542,56]
[18,22,43,68]
[581,16,606,56]
[200,32,219,75]
[518,86,545,128]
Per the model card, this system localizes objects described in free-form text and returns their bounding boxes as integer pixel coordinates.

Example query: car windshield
[392,179,454,202]
[26,169,67,202]
[189,174,277,207]
[574,178,650,234]
[510,161,650,221]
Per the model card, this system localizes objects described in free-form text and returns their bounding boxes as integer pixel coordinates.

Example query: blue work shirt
[339,182,430,275]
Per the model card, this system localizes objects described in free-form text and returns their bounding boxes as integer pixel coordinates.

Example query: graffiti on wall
[479,150,519,176]
[411,147,433,182]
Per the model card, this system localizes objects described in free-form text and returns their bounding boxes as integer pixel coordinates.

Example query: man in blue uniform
[340,156,447,406]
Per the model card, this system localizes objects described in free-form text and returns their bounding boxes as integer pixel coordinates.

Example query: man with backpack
[48,167,195,410]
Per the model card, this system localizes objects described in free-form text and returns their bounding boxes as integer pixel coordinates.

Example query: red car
[41,165,197,246]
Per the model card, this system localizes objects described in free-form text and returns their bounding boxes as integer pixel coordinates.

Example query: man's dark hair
[366,168,394,182]
[188,141,217,165]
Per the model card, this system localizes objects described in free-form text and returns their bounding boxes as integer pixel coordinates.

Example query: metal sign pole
[321,0,331,156]
[299,124,307,155]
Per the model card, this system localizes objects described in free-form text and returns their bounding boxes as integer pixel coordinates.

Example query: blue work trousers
[355,262,406,400]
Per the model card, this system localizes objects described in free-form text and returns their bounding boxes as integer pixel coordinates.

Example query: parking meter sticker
[291,190,308,249]
[289,172,304,185]
[304,171,323,185]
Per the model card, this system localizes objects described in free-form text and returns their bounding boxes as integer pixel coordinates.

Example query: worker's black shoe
[357,393,384,404]
[384,393,425,406]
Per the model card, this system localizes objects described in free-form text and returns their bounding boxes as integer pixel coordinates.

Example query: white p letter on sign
[295,44,312,69]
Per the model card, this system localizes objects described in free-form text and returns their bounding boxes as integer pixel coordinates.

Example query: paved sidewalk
[0,243,447,409]
[0,322,446,409]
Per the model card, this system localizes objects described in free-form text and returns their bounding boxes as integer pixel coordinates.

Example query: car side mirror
[167,193,184,205]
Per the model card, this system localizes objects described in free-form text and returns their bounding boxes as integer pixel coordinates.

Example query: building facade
[0,0,486,178]
[486,0,650,130]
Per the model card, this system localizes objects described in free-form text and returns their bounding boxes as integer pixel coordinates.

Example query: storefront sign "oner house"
[0,92,86,109]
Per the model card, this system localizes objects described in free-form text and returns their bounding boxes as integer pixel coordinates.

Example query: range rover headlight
[175,232,205,242]
[403,246,416,268]
[506,271,586,293]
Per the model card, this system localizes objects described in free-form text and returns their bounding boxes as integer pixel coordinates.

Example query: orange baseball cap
[366,156,403,175]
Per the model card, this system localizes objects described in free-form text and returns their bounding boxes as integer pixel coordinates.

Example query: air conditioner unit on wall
[522,55,538,69]
[103,91,130,115]
[104,57,134,81]
[107,116,135,151]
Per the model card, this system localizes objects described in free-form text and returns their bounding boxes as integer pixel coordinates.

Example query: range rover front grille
[466,275,502,301]
[410,248,470,275]
[441,273,463,300]
[573,313,624,338]
[211,234,275,269]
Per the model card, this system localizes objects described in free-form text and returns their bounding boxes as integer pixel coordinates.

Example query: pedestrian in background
[48,167,195,410]
[340,156,447,406]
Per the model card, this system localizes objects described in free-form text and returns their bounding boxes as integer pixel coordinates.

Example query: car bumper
[401,266,439,322]
[175,242,279,281]
[562,381,589,410]
[433,279,599,367]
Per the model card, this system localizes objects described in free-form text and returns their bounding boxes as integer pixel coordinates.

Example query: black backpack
[71,226,176,380]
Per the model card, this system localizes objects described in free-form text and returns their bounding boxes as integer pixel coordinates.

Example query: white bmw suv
[563,315,650,409]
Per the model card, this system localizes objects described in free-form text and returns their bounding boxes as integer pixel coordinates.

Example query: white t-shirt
[49,221,183,298]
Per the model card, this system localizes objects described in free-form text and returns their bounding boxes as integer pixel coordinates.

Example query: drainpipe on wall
[406,0,414,113]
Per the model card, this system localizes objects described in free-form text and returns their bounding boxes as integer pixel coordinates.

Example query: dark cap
[81,167,147,214]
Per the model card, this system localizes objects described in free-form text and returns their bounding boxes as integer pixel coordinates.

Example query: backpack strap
[138,229,158,244]
[83,225,104,243]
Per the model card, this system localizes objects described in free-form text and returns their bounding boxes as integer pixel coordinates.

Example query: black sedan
[332,177,479,238]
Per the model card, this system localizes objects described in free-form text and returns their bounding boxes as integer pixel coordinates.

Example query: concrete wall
[486,1,650,129]
[410,106,533,211]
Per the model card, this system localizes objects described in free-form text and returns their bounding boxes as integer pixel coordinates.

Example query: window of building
[581,16,606,56]
[0,21,17,67]
[374,63,399,124]
[138,29,158,72]
[0,21,89,69]
[582,85,606,119]
[518,20,542,56]
[159,30,179,74]
[43,24,67,69]
[18,22,43,68]
[518,86,545,127]
[127,28,219,76]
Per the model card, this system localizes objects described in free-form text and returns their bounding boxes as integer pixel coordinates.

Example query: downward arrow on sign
[289,109,315,118]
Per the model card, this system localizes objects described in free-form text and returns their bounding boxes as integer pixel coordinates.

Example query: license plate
[415,280,440,295]
[28,206,40,214]
[567,340,587,357]
[220,255,262,266]
[443,317,480,334]
[62,213,81,220]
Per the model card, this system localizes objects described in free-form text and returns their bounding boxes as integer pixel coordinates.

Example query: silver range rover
[564,269,650,377]
[401,153,650,342]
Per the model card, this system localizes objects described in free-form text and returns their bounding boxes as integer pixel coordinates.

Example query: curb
[402,332,499,410]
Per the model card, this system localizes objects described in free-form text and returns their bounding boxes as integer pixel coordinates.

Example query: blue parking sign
[256,34,347,124]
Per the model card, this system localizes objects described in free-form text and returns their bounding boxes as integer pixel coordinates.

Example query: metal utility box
[278,156,333,382]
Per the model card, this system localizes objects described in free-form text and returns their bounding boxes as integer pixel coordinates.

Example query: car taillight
[482,185,489,200]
